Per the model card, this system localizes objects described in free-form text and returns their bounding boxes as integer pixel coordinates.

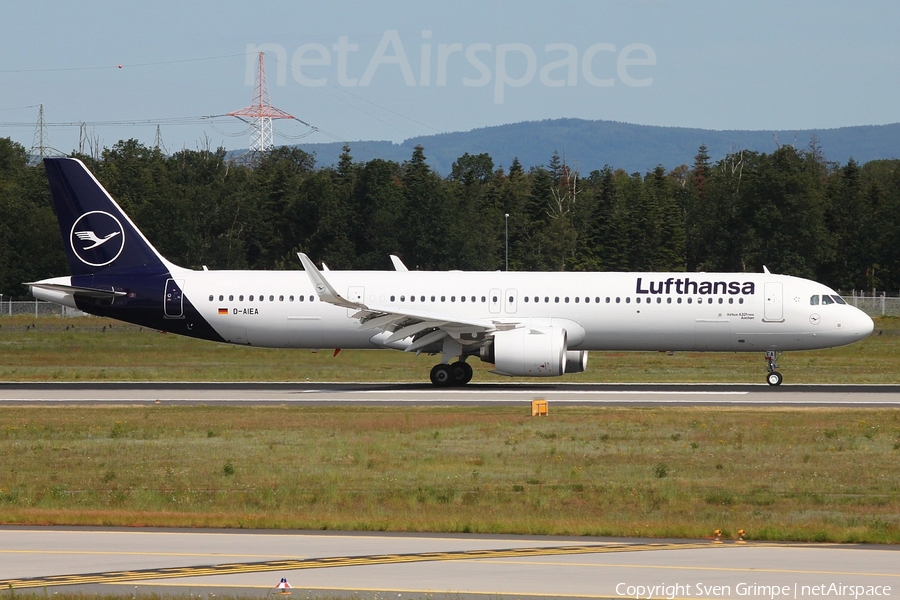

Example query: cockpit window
[821,295,834,305]
[832,295,846,305]
[810,295,819,305]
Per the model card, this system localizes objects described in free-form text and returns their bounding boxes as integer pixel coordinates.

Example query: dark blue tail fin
[44,157,172,277]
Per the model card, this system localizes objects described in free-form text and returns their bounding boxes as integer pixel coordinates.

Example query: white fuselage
[150,268,872,353]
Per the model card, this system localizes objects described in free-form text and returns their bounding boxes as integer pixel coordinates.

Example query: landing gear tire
[450,361,473,386]
[764,350,784,386]
[430,363,452,387]
[431,362,473,387]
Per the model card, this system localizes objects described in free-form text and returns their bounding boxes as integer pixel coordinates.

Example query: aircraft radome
[29,158,874,386]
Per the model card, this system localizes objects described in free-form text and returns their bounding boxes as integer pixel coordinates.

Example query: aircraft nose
[848,308,874,341]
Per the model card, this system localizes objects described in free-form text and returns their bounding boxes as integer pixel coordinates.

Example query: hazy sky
[2,1,898,157]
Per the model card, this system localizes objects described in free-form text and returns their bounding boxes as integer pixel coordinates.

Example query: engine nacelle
[564,350,588,373]
[480,327,567,377]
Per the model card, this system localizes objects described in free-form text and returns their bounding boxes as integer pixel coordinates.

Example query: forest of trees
[1,135,899,298]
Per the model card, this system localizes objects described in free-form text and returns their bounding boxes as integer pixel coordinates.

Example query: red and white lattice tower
[228,52,295,157]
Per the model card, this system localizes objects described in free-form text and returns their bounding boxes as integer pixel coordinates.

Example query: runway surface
[1,528,897,599]
[2,382,900,406]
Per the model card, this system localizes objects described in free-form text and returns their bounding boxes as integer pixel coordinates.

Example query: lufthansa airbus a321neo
[29,157,874,386]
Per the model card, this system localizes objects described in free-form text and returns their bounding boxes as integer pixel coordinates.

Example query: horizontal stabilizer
[26,282,126,299]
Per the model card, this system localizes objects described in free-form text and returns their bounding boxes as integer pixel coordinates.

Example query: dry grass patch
[1,405,899,542]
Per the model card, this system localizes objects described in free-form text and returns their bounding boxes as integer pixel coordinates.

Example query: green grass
[1,405,899,543]
[1,315,898,383]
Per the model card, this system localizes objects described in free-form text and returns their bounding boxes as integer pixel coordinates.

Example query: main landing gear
[765,350,783,386]
[430,361,473,387]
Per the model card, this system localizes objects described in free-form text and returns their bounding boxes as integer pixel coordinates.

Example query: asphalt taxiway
[2,382,900,406]
[1,528,897,599]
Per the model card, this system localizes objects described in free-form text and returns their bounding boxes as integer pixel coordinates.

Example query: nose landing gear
[765,351,783,386]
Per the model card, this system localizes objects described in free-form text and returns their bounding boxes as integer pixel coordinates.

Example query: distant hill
[289,118,900,176]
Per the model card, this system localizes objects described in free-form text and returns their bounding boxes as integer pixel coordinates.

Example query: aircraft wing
[298,253,510,352]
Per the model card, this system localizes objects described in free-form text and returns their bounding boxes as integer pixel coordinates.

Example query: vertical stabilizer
[43,157,173,277]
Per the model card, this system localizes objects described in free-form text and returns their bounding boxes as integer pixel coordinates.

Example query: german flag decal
[218,308,228,315]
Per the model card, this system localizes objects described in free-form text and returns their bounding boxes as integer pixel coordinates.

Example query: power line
[0,104,40,111]
[0,52,249,74]
[0,115,229,128]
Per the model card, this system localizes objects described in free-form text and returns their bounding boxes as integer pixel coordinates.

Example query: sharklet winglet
[297,252,364,310]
